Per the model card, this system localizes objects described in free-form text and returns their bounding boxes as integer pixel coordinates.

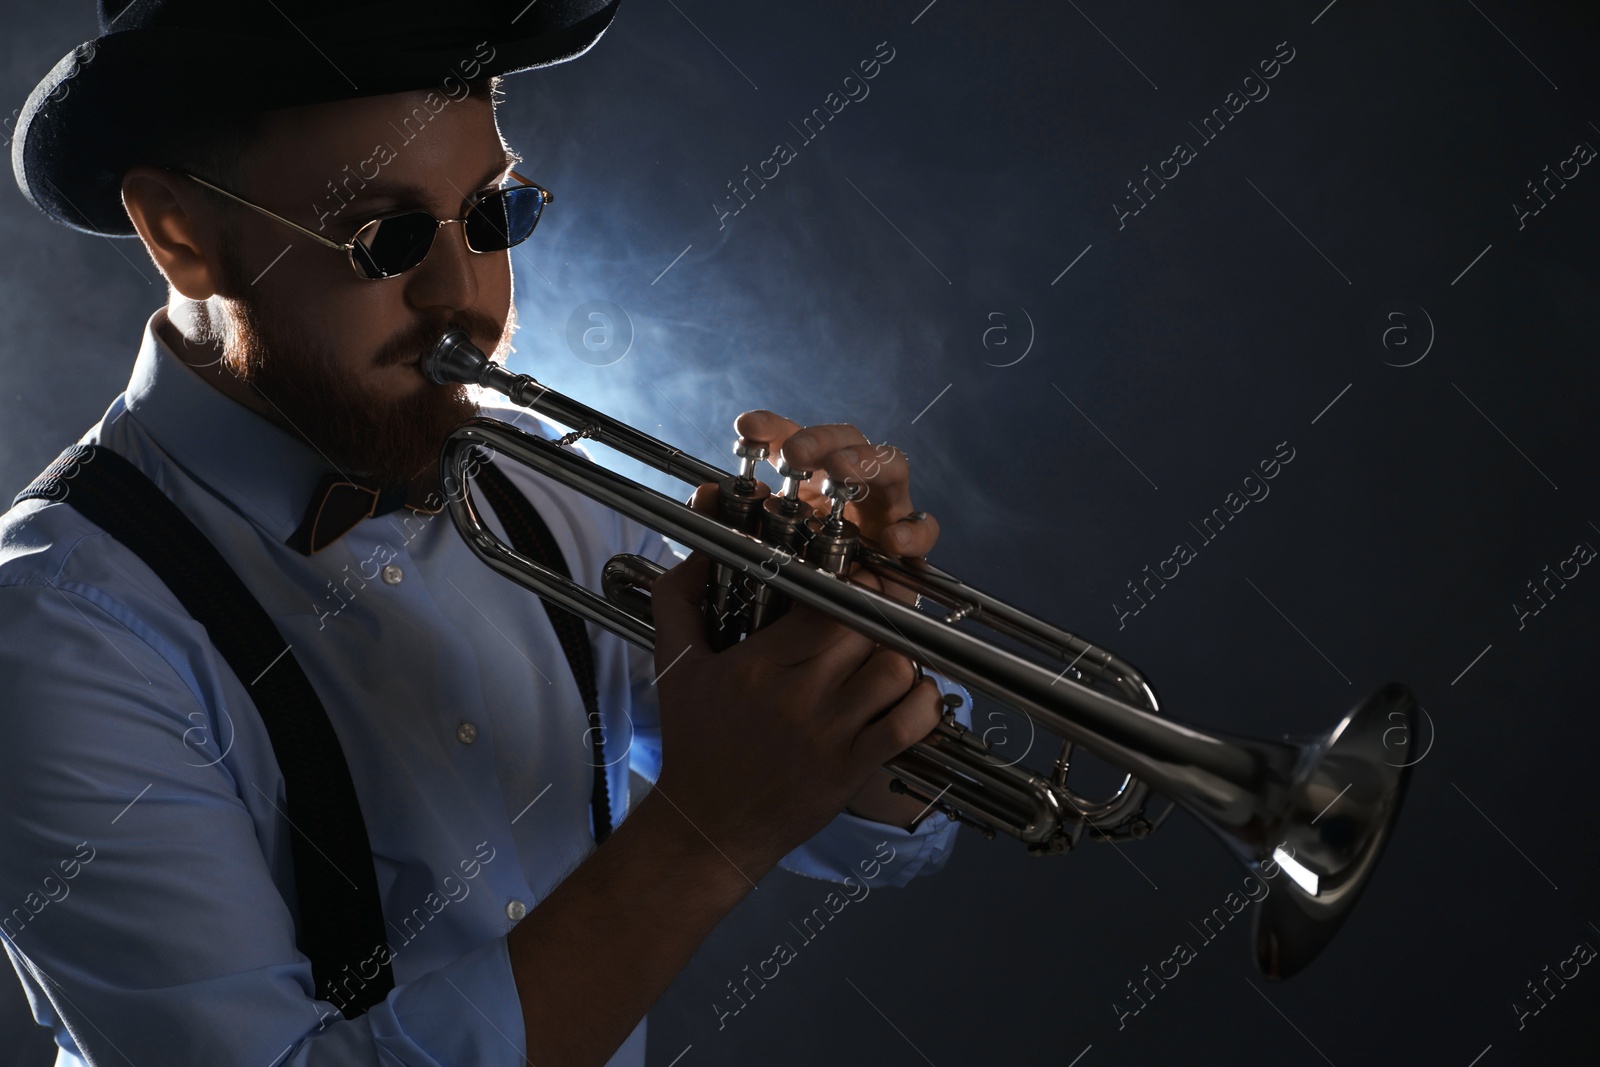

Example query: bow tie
[287,471,445,555]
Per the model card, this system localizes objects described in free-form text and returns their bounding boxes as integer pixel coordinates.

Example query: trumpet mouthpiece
[423,329,490,387]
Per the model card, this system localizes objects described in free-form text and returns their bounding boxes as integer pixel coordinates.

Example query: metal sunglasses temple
[180,171,349,252]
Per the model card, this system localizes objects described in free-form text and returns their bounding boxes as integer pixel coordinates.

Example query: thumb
[649,549,715,672]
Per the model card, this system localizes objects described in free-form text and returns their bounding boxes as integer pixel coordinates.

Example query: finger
[848,557,922,609]
[738,593,880,674]
[878,509,940,558]
[788,440,933,553]
[734,410,803,460]
[831,443,911,519]
[849,675,943,771]
[777,423,871,473]
[830,644,921,721]
[647,551,716,671]
[806,445,901,497]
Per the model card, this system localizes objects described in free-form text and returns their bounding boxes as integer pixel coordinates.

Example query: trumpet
[423,329,1416,980]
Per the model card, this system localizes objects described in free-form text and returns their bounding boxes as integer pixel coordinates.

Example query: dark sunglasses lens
[353,212,437,279]
[464,187,544,253]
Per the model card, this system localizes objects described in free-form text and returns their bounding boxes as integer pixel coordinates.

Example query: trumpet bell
[1242,683,1416,979]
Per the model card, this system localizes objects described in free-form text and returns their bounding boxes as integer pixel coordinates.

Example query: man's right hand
[645,548,943,876]
[509,497,944,1067]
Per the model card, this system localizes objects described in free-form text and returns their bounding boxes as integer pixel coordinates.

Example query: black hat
[11,0,621,237]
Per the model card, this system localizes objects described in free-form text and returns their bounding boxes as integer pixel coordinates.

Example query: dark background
[3,1,1598,1064]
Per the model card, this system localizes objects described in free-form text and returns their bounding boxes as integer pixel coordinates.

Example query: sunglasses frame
[179,168,552,280]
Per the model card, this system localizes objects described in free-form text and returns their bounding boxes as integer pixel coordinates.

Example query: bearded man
[0,3,964,1064]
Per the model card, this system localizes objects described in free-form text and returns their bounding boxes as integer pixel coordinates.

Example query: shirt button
[456,722,478,744]
[381,564,403,585]
[506,898,527,921]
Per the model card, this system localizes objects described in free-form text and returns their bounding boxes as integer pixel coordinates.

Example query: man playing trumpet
[0,2,963,1064]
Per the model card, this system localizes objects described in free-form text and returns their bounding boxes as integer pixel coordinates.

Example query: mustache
[376,309,506,368]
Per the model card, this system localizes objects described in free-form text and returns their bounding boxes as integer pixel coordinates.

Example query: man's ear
[121,166,225,300]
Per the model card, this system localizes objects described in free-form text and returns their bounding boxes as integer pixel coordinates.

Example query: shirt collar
[123,307,335,544]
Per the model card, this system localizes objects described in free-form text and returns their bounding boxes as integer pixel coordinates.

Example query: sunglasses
[181,169,551,280]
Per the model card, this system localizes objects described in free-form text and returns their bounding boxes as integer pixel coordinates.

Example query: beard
[207,243,506,489]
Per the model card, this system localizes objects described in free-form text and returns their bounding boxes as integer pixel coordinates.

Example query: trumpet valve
[719,438,771,533]
[820,477,860,533]
[705,440,774,646]
[774,459,811,512]
[744,459,817,634]
[806,477,862,577]
[732,437,769,484]
[760,460,815,547]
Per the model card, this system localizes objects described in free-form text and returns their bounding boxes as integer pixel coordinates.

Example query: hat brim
[11,1,619,237]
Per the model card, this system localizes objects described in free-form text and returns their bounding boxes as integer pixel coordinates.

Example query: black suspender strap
[12,443,617,1018]
[14,444,394,1018]
[472,460,614,844]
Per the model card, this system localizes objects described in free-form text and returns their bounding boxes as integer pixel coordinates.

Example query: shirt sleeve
[776,667,969,889]
[0,573,528,1067]
[619,527,966,890]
